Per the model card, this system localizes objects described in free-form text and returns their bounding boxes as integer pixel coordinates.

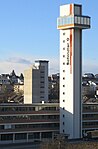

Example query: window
[63,129,65,133]
[58,16,74,26]
[40,96,44,98]
[40,86,44,88]
[77,16,81,24]
[63,40,65,43]
[63,33,65,35]
[63,55,65,58]
[84,17,87,25]
[75,16,78,24]
[63,85,65,87]
[63,107,65,110]
[88,18,90,25]
[63,92,65,95]
[63,114,65,117]
[63,62,65,65]
[63,77,65,80]
[63,70,65,72]
[15,133,27,140]
[63,100,65,102]
[40,71,44,73]
[63,122,65,125]
[1,134,13,141]
[63,48,65,50]
[40,91,44,93]
[41,76,44,78]
[40,81,44,83]
[81,17,83,24]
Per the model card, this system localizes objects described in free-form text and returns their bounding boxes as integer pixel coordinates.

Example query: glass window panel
[60,18,63,26]
[68,17,70,24]
[64,18,66,25]
[75,16,78,24]
[84,17,87,24]
[81,17,83,24]
[70,17,72,24]
[72,16,74,24]
[62,18,64,25]
[66,17,68,24]
[77,17,81,24]
[58,18,60,26]
[63,18,65,25]
[69,17,71,24]
[70,16,72,24]
[88,18,90,25]
[86,18,89,25]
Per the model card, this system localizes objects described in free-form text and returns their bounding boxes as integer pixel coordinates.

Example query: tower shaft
[57,4,90,138]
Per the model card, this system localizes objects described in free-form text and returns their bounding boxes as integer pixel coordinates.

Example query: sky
[0,0,98,75]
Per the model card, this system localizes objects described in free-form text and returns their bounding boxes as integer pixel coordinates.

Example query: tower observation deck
[57,4,90,30]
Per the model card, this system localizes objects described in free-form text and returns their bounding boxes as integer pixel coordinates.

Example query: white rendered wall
[59,4,81,138]
[24,68,33,104]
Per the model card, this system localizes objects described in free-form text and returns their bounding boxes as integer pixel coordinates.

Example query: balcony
[57,15,90,30]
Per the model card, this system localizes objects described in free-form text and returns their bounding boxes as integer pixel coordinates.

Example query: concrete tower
[57,4,90,138]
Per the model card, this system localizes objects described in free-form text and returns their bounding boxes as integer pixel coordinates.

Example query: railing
[0,110,59,115]
[83,125,98,129]
[0,119,59,124]
[57,15,90,28]
[0,127,59,133]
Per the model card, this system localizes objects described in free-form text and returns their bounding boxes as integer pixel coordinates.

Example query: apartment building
[24,60,48,104]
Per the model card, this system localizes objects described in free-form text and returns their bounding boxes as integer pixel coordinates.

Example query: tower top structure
[57,3,90,30]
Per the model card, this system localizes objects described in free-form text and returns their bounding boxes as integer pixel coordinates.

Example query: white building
[24,60,49,104]
[57,4,90,138]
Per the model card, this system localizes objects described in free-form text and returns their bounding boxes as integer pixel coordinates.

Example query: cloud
[7,57,32,65]
[49,57,59,74]
[0,56,98,76]
[0,61,30,75]
[0,56,59,75]
[0,57,32,75]
[83,59,98,75]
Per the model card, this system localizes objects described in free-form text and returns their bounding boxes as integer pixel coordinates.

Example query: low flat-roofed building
[0,103,59,144]
[82,102,98,135]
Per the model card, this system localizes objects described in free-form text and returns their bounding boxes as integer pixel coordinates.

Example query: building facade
[0,102,98,144]
[0,103,59,144]
[24,60,48,104]
[57,4,90,138]
[48,73,59,102]
[82,103,98,135]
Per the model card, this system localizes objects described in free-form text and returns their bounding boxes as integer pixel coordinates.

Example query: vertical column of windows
[62,32,65,133]
[62,31,66,72]
[62,112,65,133]
[62,31,66,97]
[61,30,66,133]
